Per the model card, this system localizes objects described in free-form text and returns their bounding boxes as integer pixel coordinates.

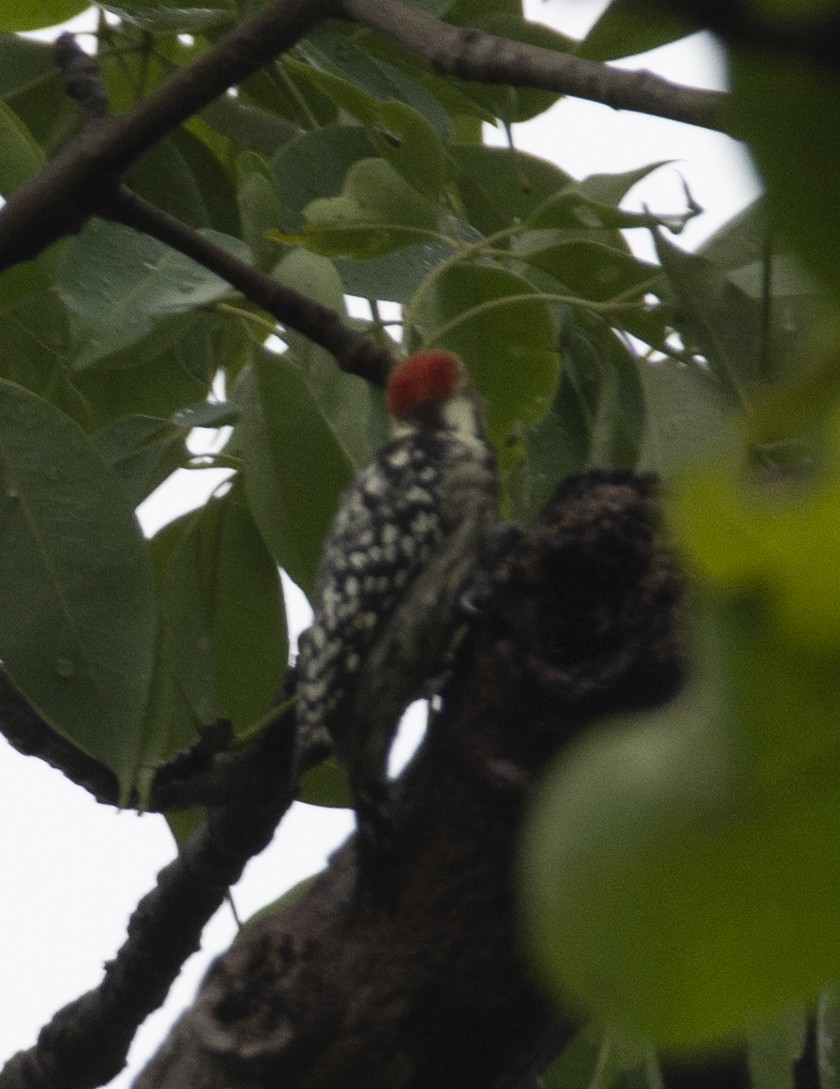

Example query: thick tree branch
[0,673,121,803]
[0,711,297,1089]
[0,0,336,271]
[0,0,733,283]
[132,471,686,1089]
[340,0,729,132]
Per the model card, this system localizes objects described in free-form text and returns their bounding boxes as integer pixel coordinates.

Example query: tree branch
[340,0,729,132]
[132,470,686,1089]
[0,0,733,284]
[0,710,298,1089]
[103,188,394,386]
[0,0,337,272]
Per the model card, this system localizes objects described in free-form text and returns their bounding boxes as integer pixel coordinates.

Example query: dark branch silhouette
[0,696,298,1089]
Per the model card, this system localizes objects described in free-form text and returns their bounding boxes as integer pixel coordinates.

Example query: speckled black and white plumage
[296,356,497,884]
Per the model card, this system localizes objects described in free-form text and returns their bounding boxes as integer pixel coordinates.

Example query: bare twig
[339,0,729,132]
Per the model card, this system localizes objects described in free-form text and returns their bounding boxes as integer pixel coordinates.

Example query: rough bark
[134,469,685,1089]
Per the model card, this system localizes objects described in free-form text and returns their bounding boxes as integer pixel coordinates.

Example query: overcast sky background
[0,0,761,1083]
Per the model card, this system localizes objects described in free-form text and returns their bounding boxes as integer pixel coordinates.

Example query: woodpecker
[296,349,498,889]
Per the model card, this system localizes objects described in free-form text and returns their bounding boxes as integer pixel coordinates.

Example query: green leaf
[55,219,248,369]
[236,350,355,594]
[271,124,376,231]
[637,360,736,477]
[411,263,560,466]
[335,240,454,305]
[654,231,763,404]
[509,398,586,520]
[270,248,373,469]
[126,129,240,235]
[747,1005,808,1089]
[0,381,157,788]
[237,152,284,272]
[577,0,697,61]
[94,415,187,507]
[818,986,840,1089]
[450,144,575,238]
[289,157,441,259]
[0,263,77,411]
[578,161,673,207]
[288,59,446,201]
[516,238,658,302]
[0,99,44,194]
[150,488,287,752]
[75,334,212,427]
[0,33,57,94]
[297,757,351,808]
[560,316,646,470]
[300,21,453,138]
[729,48,840,299]
[99,0,234,32]
[202,95,300,156]
[0,0,86,30]
[695,198,769,272]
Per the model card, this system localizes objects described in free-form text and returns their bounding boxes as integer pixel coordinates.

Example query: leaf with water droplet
[0,381,157,789]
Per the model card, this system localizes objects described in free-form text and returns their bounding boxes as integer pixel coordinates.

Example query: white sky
[0,1,761,1083]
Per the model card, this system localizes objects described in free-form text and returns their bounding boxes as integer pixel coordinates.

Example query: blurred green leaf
[729,48,840,300]
[0,0,86,31]
[747,1004,807,1089]
[0,99,44,194]
[100,0,234,32]
[637,360,736,476]
[522,638,840,1047]
[236,350,355,594]
[0,381,157,789]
